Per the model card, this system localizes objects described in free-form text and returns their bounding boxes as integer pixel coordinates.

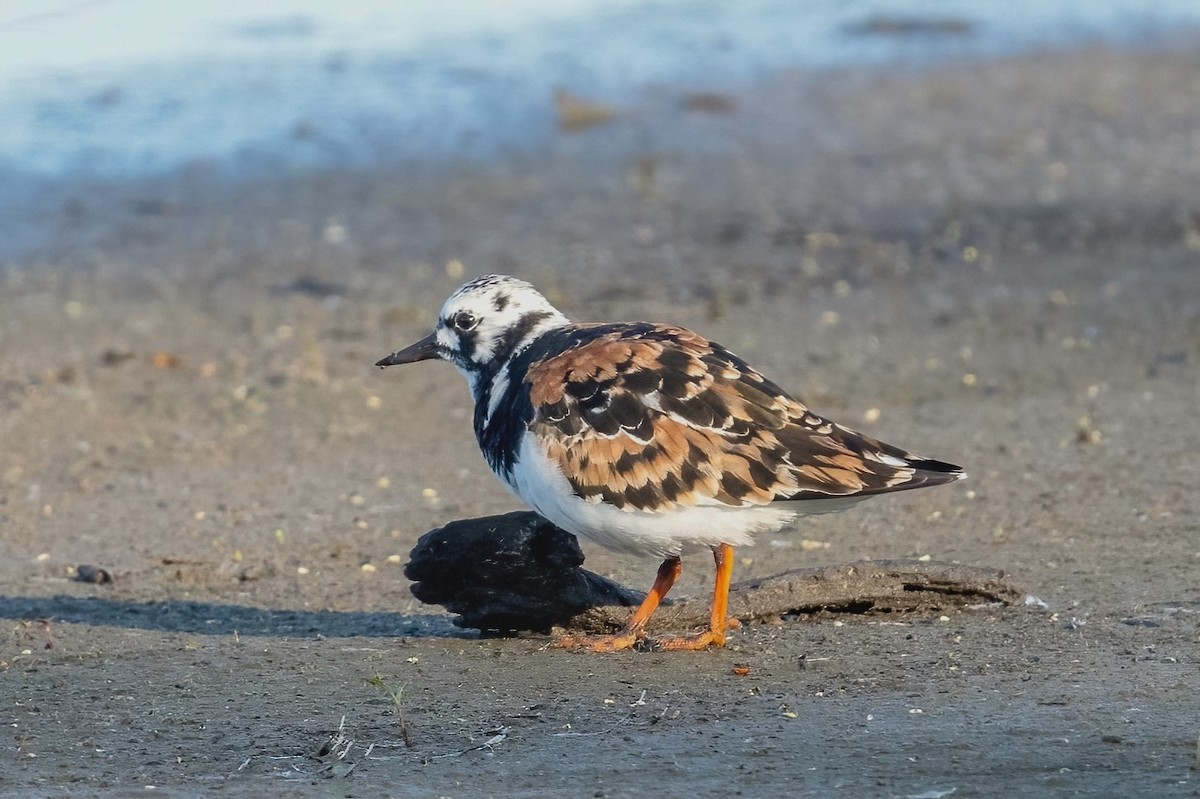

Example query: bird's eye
[451,312,478,332]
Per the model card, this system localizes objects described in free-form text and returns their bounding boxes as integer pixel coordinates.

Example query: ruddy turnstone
[378,275,964,651]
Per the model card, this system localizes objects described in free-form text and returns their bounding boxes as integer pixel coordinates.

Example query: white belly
[502,432,860,558]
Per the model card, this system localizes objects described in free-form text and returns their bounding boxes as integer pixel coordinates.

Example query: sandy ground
[2,43,1199,798]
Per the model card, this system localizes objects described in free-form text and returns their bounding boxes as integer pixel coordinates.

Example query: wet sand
[2,43,1199,797]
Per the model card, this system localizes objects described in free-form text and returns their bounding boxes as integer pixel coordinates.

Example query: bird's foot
[645,630,726,651]
[549,630,643,652]
[643,616,740,651]
[551,615,740,652]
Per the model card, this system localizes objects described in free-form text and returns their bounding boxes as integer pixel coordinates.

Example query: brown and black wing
[525,323,963,512]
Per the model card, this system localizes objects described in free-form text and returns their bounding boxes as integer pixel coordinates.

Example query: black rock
[405,511,644,634]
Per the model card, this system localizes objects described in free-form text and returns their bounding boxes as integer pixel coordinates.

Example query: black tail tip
[910,458,965,475]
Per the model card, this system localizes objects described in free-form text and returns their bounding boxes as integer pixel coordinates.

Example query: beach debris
[846,17,972,36]
[902,789,958,799]
[431,727,509,759]
[314,716,358,778]
[554,89,619,132]
[273,276,347,298]
[100,349,137,367]
[73,564,113,584]
[406,511,644,634]
[150,351,184,369]
[683,92,737,114]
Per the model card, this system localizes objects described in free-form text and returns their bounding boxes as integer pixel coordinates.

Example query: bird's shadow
[0,594,470,639]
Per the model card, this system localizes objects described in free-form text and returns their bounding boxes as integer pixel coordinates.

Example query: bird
[377,275,964,651]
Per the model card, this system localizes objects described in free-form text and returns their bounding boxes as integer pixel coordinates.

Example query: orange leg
[552,556,681,652]
[654,543,736,651]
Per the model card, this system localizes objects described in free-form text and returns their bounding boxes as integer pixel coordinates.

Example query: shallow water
[1,0,1198,189]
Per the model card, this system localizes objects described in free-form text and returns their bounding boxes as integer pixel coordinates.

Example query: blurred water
[0,0,1196,188]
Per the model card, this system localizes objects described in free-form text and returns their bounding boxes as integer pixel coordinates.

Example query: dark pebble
[75,564,113,584]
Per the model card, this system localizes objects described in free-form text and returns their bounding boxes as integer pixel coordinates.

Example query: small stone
[74,564,113,584]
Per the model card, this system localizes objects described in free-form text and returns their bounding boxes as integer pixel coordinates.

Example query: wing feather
[526,324,962,512]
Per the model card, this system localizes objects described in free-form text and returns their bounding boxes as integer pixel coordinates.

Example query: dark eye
[451,312,478,332]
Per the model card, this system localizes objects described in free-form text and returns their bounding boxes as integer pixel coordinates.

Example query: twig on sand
[311,715,359,778]
[429,726,510,759]
[549,710,633,739]
[235,716,362,778]
[316,715,355,760]
[554,689,658,736]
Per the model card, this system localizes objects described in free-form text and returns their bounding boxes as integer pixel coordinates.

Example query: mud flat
[2,42,1198,797]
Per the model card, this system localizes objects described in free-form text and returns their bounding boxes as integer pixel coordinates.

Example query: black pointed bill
[376,332,440,367]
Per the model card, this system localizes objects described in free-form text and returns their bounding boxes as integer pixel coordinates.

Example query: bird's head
[376,275,569,388]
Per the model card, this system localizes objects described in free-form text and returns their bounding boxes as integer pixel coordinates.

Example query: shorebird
[378,275,964,650]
